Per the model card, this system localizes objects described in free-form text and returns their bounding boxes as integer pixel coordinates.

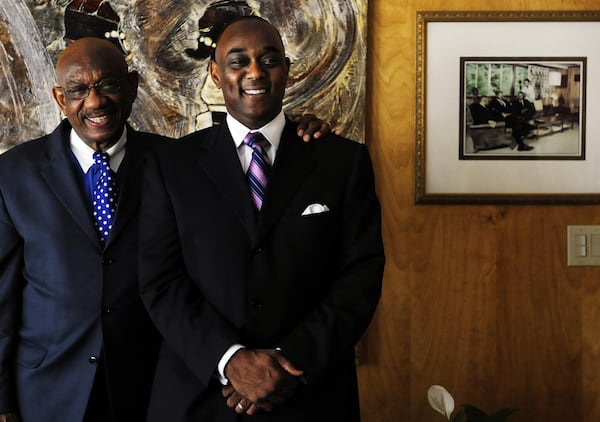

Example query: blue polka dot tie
[243,132,271,211]
[92,152,119,244]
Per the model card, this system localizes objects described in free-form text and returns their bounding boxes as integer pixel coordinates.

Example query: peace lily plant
[427,385,518,422]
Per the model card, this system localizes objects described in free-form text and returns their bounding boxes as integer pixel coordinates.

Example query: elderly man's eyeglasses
[57,78,124,100]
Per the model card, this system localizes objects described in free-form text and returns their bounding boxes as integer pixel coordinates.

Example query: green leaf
[484,408,519,422]
[463,404,488,422]
[451,408,468,422]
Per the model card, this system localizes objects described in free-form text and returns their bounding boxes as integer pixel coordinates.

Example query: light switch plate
[567,225,600,266]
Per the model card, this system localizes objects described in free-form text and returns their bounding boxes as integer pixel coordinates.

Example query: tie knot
[243,132,270,151]
[93,152,111,167]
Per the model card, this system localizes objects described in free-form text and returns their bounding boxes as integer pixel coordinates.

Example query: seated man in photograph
[469,96,499,126]
[489,90,512,123]
[509,91,535,151]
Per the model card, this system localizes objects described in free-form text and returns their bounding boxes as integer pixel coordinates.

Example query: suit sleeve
[278,143,385,383]
[0,188,22,413]
[138,149,239,386]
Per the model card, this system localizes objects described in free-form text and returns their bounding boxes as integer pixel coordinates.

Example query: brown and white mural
[0,0,367,153]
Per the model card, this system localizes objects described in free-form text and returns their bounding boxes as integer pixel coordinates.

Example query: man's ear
[52,86,67,114]
[127,70,139,89]
[126,70,139,101]
[209,60,221,89]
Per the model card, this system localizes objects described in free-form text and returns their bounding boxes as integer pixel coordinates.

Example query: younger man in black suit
[139,15,384,422]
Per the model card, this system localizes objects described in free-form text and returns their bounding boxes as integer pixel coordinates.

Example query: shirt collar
[70,128,128,173]
[226,111,285,151]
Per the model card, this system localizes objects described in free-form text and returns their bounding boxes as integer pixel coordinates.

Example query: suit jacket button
[250,299,264,309]
[102,257,113,265]
[102,306,111,314]
[89,356,98,364]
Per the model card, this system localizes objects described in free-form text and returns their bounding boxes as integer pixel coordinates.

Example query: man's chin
[80,129,122,149]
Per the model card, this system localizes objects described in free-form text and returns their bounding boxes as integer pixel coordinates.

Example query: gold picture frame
[415,10,600,204]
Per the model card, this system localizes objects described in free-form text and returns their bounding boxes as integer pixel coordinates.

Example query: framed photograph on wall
[460,57,585,160]
[415,11,600,204]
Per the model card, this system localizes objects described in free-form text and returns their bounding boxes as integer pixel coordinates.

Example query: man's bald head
[56,37,127,86]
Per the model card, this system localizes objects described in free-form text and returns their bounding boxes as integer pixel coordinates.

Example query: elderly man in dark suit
[0,35,331,422]
[139,16,384,422]
[0,37,165,422]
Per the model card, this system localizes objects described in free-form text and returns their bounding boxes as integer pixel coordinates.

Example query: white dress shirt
[69,128,127,173]
[227,110,285,173]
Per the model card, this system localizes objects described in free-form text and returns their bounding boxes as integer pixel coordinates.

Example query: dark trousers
[511,117,535,144]
[83,360,114,422]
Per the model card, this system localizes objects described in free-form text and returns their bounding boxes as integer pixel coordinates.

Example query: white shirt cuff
[217,344,245,385]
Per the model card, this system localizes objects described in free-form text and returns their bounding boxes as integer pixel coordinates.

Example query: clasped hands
[0,412,19,422]
[221,348,303,415]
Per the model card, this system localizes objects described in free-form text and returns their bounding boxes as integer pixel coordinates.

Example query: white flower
[427,385,455,421]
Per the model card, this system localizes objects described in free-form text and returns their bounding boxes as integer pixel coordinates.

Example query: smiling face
[52,37,137,151]
[209,17,290,129]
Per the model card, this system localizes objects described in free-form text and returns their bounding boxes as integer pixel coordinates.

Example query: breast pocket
[281,205,338,256]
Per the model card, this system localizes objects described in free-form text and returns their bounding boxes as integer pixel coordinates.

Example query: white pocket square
[301,203,330,216]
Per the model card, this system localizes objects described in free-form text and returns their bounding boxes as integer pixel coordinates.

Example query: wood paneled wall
[358,1,600,421]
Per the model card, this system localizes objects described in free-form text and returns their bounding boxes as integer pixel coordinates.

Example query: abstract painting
[0,0,367,153]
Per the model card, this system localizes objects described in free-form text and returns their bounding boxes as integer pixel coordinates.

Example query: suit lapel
[199,124,257,237]
[106,128,144,247]
[256,122,316,244]
[40,121,100,246]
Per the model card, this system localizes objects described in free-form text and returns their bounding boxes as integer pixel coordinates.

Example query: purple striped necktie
[243,131,271,211]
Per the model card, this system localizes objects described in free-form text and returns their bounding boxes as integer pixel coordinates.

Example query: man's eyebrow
[263,46,282,54]
[225,47,246,55]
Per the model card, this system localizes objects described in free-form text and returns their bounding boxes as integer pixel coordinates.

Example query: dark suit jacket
[0,120,166,422]
[489,97,512,121]
[512,99,535,121]
[139,120,384,421]
[468,102,496,125]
